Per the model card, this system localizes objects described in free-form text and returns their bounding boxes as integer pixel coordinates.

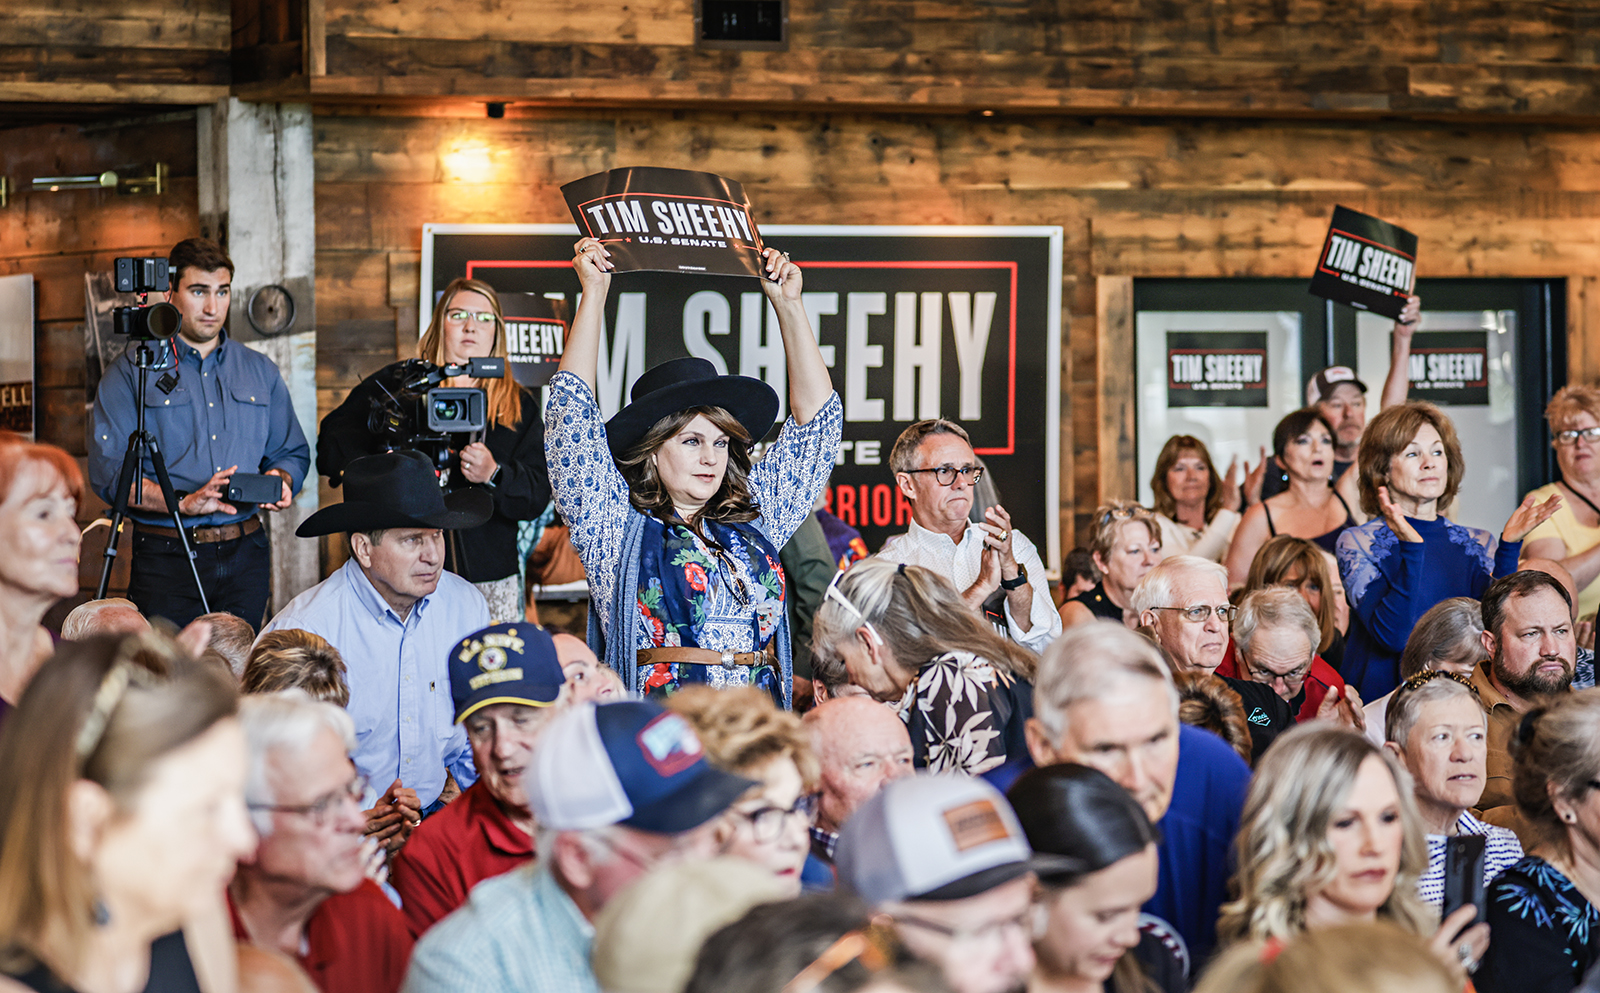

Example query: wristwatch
[1000,564,1028,591]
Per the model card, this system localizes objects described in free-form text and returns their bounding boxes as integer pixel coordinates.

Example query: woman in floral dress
[544,237,841,707]
[809,557,1037,776]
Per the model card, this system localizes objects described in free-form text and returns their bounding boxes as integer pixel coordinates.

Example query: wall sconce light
[0,177,8,208]
[29,163,167,195]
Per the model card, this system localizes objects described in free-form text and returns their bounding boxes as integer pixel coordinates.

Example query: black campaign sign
[1308,206,1418,320]
[1166,331,1269,408]
[1403,330,1490,406]
[424,226,1060,559]
[562,168,765,278]
[499,294,568,388]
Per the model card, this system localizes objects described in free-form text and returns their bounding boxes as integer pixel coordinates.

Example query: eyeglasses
[902,464,984,486]
[824,569,885,647]
[444,308,497,326]
[736,797,810,843]
[1243,659,1312,686]
[249,773,369,827]
[891,907,1032,946]
[1150,604,1238,623]
[1554,427,1600,447]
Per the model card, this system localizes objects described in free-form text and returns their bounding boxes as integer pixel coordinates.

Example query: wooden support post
[1096,276,1136,507]
[198,97,320,613]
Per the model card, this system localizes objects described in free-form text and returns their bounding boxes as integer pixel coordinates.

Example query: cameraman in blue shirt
[90,238,310,629]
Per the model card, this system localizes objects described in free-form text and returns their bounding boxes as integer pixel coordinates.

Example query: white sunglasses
[824,569,886,647]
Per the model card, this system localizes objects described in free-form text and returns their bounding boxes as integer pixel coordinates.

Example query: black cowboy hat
[296,450,493,538]
[604,356,779,458]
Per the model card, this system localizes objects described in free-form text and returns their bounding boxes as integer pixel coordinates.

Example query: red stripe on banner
[801,261,1019,456]
[464,260,573,278]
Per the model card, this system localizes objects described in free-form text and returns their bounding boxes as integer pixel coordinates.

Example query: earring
[1565,812,1578,824]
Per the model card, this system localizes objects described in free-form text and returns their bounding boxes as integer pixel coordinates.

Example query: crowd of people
[3,237,1600,993]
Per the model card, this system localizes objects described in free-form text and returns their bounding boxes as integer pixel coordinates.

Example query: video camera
[369,356,506,480]
[112,257,182,340]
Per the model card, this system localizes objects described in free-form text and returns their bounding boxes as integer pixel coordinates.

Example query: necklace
[1562,479,1600,523]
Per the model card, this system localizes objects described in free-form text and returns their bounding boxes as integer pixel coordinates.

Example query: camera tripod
[95,340,210,611]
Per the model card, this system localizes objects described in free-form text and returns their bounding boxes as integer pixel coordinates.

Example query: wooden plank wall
[0,116,201,605]
[313,109,1600,555]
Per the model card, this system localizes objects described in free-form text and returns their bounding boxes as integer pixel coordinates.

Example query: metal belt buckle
[719,652,737,669]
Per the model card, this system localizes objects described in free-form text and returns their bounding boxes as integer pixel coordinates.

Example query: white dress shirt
[875,519,1061,654]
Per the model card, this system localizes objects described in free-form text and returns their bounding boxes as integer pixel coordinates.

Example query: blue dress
[1336,515,1520,699]
[1477,856,1600,993]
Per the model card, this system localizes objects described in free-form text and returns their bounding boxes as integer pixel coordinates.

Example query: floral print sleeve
[1476,856,1600,993]
[543,371,630,620]
[746,392,843,548]
[898,651,1011,777]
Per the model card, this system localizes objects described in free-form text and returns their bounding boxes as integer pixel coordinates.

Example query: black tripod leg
[144,432,212,616]
[95,431,144,600]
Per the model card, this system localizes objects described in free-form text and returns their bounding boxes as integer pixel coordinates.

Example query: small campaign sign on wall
[499,293,568,388]
[1166,331,1269,408]
[1404,330,1490,406]
[562,167,765,278]
[1308,206,1418,320]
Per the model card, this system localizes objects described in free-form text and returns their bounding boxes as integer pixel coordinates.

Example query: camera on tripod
[369,356,506,478]
[113,257,183,340]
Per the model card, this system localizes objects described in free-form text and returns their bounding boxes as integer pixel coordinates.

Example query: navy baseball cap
[528,700,756,834]
[449,623,566,724]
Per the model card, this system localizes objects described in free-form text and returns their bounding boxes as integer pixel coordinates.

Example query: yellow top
[1523,481,1600,620]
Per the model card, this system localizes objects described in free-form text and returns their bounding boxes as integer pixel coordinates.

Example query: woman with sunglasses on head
[1225,408,1367,589]
[1059,501,1162,631]
[0,633,256,993]
[550,239,840,706]
[811,558,1035,777]
[1380,669,1522,912]
[666,685,819,896]
[1521,385,1600,646]
[318,278,551,622]
[1360,597,1484,746]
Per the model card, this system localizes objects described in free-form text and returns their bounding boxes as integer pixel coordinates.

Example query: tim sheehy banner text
[1166,331,1269,408]
[1308,205,1418,320]
[421,224,1063,563]
[562,167,765,279]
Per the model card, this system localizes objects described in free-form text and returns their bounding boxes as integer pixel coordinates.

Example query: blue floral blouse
[544,371,842,700]
[1477,856,1600,993]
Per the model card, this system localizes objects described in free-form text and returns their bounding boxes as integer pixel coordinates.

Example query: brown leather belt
[637,646,773,670]
[136,516,263,545]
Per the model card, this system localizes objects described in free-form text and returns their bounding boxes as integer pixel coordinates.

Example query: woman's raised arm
[760,247,833,425]
[559,237,615,390]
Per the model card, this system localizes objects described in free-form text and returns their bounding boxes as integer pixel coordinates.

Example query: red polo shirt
[228,880,413,993]
[1217,638,1344,723]
[389,779,536,937]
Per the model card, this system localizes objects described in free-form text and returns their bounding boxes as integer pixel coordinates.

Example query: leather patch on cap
[942,799,1009,851]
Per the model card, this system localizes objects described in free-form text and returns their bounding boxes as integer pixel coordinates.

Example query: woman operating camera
[318,278,550,621]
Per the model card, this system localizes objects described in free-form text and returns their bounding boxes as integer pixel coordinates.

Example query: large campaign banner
[422,224,1063,565]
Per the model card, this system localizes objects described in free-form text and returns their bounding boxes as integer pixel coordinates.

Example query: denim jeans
[127,524,272,630]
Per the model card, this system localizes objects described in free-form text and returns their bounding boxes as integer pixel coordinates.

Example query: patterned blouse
[1477,855,1600,993]
[895,650,1033,777]
[544,371,842,699]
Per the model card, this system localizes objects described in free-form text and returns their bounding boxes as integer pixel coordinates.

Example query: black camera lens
[432,398,464,421]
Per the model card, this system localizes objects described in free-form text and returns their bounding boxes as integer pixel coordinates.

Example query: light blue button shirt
[260,558,486,806]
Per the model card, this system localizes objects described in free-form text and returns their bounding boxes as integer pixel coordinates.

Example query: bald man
[1521,556,1596,688]
[801,697,915,887]
[59,598,150,641]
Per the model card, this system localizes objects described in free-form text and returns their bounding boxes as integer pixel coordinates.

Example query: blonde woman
[811,559,1036,777]
[318,277,551,621]
[666,686,819,895]
[1059,501,1162,630]
[1219,723,1486,980]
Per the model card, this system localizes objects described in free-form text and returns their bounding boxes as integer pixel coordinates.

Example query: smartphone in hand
[1441,833,1488,936]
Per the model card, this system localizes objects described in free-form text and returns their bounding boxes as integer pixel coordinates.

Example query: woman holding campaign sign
[317,277,551,622]
[1337,401,1561,699]
[548,236,841,707]
[1225,408,1365,588]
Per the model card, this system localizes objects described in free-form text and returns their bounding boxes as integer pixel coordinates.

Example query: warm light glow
[440,140,500,184]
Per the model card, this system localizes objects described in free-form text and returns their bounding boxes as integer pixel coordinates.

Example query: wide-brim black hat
[604,356,779,458]
[296,450,494,538]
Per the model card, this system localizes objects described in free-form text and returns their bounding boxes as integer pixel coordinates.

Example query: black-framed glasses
[902,464,984,486]
[1150,604,1238,623]
[1243,658,1313,685]
[444,308,497,325]
[248,772,369,827]
[1554,427,1600,447]
[736,797,810,842]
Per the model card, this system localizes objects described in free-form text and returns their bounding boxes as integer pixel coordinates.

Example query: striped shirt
[1417,811,1524,910]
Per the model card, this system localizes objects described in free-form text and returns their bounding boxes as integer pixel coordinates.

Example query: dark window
[697,0,787,50]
